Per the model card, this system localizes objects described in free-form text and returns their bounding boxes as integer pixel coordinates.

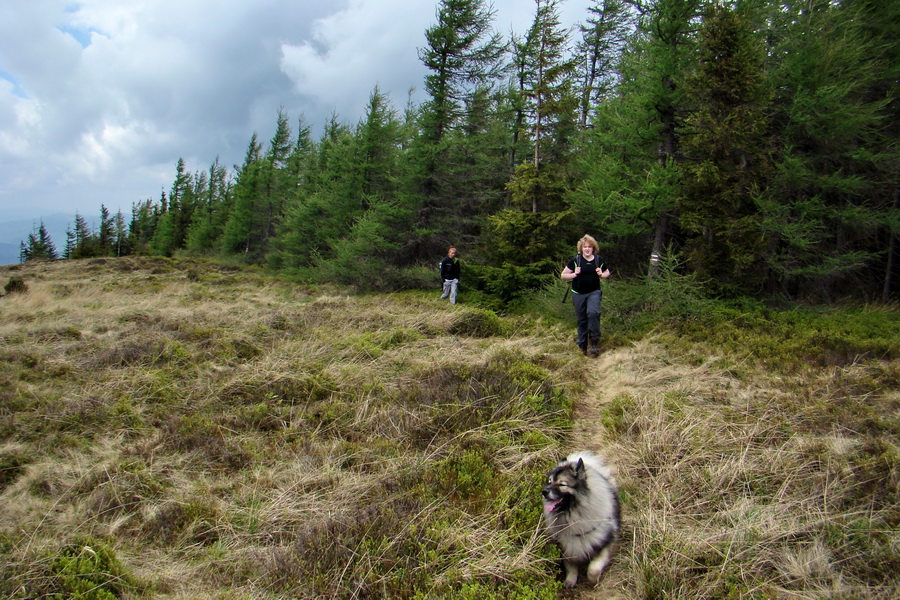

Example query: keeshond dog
[541,452,621,587]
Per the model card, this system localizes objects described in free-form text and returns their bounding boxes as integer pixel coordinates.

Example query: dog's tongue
[544,499,561,512]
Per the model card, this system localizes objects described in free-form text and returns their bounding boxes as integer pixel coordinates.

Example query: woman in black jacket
[560,235,610,355]
[440,246,460,304]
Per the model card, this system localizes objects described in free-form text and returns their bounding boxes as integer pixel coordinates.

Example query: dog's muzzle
[542,487,563,512]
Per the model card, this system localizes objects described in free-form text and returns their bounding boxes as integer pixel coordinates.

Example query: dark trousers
[571,289,602,346]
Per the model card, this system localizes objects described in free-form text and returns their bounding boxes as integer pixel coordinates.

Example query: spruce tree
[113,210,129,256]
[20,220,58,262]
[269,116,356,268]
[524,0,579,189]
[221,133,264,256]
[766,0,900,298]
[98,204,115,256]
[481,0,580,300]
[569,0,701,277]
[129,197,161,255]
[150,159,197,256]
[185,157,233,255]
[69,212,98,259]
[678,4,773,293]
[415,0,507,259]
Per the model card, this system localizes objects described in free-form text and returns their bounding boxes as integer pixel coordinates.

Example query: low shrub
[48,537,141,599]
[4,276,28,295]
[448,307,506,337]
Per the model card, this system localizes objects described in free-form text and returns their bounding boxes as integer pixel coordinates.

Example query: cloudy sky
[0,0,592,226]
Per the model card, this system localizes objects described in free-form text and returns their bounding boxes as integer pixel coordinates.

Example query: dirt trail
[565,342,652,600]
[563,338,713,599]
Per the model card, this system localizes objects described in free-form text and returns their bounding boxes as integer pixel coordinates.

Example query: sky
[0,0,593,229]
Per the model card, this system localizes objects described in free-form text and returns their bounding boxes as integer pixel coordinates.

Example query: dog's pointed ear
[575,458,585,475]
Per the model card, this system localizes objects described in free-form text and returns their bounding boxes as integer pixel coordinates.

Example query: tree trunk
[649,214,667,278]
[884,184,898,301]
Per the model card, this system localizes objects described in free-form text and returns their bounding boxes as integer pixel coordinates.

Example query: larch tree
[575,0,631,130]
[418,0,506,147]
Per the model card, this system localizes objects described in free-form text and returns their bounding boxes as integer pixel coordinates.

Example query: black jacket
[440,256,460,281]
[566,254,606,294]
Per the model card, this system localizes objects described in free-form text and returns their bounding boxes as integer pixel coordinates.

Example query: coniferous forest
[21,0,900,303]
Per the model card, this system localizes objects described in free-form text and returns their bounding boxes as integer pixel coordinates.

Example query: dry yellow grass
[571,337,898,600]
[1,257,896,599]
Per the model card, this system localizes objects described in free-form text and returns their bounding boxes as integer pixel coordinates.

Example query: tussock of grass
[0,258,570,599]
[1,257,897,599]
[590,339,898,599]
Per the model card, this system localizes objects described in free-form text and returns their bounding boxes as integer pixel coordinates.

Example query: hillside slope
[570,333,898,599]
[1,257,897,599]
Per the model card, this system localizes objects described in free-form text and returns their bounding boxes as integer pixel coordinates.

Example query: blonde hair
[577,235,598,255]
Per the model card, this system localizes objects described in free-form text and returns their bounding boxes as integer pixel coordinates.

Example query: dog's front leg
[563,559,579,588]
[586,547,612,584]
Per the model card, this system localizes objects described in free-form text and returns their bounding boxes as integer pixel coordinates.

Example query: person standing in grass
[561,235,610,356]
[440,246,461,304]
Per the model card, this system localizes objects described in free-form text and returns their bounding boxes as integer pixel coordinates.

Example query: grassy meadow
[0,257,897,599]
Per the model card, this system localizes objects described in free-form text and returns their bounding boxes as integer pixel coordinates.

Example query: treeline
[21,0,899,301]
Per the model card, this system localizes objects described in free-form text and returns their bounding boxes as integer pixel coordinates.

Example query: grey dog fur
[541,451,621,588]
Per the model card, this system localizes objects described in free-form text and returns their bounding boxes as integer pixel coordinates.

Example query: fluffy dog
[541,452,621,587]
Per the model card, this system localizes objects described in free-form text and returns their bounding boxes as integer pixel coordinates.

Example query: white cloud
[0,0,592,226]
[280,0,434,122]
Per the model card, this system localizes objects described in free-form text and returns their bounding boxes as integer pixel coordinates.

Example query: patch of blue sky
[58,24,98,49]
[0,70,27,98]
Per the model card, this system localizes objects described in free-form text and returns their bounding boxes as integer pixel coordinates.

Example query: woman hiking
[561,235,610,356]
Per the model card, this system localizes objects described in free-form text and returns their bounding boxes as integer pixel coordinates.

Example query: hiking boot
[589,337,600,356]
[577,342,588,356]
